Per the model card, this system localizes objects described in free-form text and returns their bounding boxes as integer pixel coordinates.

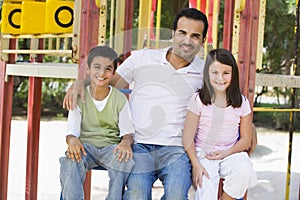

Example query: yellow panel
[45,1,74,34]
[1,3,21,34]
[20,1,46,34]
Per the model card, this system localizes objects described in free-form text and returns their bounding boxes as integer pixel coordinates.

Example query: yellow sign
[45,1,74,34]
[1,3,22,34]
[0,0,74,34]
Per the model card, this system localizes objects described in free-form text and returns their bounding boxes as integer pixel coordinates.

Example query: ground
[7,119,300,200]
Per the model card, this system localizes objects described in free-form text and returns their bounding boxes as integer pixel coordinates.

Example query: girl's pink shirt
[187,93,251,154]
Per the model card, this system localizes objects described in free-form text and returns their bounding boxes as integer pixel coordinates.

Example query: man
[64,8,256,200]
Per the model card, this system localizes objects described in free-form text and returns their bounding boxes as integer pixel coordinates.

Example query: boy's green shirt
[78,86,127,148]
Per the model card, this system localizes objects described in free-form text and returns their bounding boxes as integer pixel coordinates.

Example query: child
[59,46,135,200]
[182,48,257,200]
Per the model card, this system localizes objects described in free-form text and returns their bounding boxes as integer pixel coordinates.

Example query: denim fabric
[123,144,192,200]
[60,143,135,200]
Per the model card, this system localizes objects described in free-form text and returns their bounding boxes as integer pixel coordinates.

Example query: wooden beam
[255,73,300,88]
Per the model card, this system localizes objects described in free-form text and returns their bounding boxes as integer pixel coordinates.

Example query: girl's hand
[192,163,209,188]
[205,150,229,160]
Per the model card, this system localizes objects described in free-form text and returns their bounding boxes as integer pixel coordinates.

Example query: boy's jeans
[123,144,192,200]
[60,143,135,200]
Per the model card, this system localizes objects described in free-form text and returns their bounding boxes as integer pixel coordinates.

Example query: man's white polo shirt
[117,47,204,146]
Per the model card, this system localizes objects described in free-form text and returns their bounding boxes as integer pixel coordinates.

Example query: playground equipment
[0,0,299,199]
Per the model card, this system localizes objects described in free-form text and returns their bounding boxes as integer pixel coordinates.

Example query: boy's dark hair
[198,48,242,108]
[173,8,208,40]
[87,46,119,71]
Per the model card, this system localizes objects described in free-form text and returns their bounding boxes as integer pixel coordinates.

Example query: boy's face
[87,56,114,87]
[172,16,206,62]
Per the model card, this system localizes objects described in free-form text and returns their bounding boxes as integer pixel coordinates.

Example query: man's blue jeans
[60,143,135,200]
[123,144,192,200]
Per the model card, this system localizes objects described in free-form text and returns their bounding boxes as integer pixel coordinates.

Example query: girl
[182,48,257,200]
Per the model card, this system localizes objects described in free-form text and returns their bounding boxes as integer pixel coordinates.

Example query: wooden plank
[6,63,78,79]
[255,73,300,88]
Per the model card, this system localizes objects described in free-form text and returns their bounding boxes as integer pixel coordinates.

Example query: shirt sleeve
[116,50,142,84]
[118,100,135,137]
[66,105,81,137]
[241,96,252,117]
[187,92,202,116]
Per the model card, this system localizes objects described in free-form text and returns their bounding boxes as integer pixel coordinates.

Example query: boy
[59,46,135,200]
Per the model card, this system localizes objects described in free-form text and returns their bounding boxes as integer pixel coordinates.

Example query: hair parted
[198,48,242,108]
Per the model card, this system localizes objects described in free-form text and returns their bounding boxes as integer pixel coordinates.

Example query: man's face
[172,17,206,62]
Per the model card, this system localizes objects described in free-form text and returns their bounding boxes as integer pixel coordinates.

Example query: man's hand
[66,135,87,162]
[63,80,86,110]
[113,134,134,162]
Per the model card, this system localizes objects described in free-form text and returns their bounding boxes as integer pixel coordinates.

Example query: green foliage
[262,0,296,75]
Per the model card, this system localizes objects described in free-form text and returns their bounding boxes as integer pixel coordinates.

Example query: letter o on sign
[8,8,21,29]
[54,6,73,28]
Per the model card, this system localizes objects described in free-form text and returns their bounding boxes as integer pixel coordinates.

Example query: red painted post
[25,76,42,200]
[78,1,100,199]
[237,0,260,108]
[123,0,134,59]
[77,0,100,81]
[0,39,16,200]
[222,0,234,51]
[25,38,44,200]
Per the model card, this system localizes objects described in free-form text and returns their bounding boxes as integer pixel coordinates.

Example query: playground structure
[0,0,299,199]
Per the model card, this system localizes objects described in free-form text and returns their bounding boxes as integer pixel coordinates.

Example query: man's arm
[63,72,128,110]
[247,123,258,156]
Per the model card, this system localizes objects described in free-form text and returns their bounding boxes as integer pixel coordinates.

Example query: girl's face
[209,61,232,93]
[87,56,114,87]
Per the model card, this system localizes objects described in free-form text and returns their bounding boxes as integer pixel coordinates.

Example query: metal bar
[123,0,134,58]
[285,1,299,199]
[253,107,300,112]
[222,0,234,50]
[155,0,162,49]
[0,39,16,200]
[98,0,107,46]
[79,1,100,199]
[109,0,115,48]
[25,38,44,200]
[77,0,99,80]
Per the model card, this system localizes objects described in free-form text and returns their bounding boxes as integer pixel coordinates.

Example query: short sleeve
[187,92,202,116]
[116,50,142,84]
[241,96,251,117]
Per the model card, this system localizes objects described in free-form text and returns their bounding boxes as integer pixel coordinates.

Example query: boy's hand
[63,80,86,110]
[66,135,87,162]
[113,134,134,162]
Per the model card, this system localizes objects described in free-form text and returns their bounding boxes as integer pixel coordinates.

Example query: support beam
[25,38,44,200]
[0,39,16,200]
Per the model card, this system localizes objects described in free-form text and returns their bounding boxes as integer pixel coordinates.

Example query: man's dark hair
[87,46,119,71]
[173,8,208,40]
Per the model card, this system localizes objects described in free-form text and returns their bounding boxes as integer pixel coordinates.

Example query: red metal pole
[25,38,44,200]
[77,0,100,81]
[123,0,134,59]
[0,39,16,200]
[237,0,260,109]
[222,0,234,51]
[78,1,100,199]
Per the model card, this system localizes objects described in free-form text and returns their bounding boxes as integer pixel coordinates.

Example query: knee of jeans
[60,157,85,171]
[162,190,188,200]
[123,189,150,200]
